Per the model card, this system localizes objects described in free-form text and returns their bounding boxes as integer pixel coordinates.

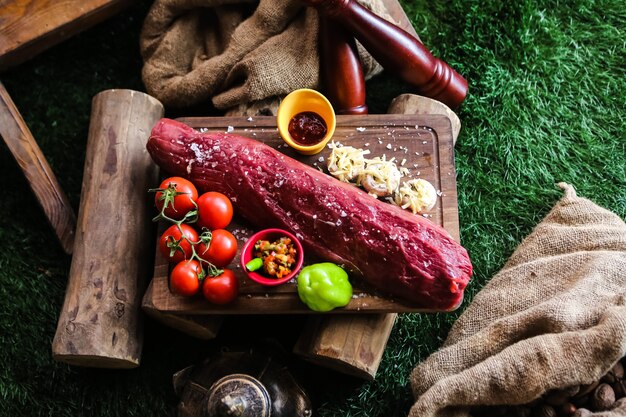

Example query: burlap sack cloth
[140,0,390,112]
[410,183,626,417]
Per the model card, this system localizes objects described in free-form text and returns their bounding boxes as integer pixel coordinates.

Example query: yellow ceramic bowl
[277,89,336,155]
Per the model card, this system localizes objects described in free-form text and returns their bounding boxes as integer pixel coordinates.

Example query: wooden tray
[149,114,459,314]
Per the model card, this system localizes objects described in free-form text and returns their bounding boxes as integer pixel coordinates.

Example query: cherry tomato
[170,260,203,297]
[159,224,199,263]
[155,177,198,220]
[196,192,233,230]
[197,229,238,267]
[202,269,238,305]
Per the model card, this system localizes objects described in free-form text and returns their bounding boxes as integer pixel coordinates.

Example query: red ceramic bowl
[240,228,304,286]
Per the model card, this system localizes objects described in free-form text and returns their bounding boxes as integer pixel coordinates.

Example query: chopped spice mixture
[253,237,298,278]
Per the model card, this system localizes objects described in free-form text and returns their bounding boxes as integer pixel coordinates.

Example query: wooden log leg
[0,81,76,254]
[294,314,397,380]
[388,94,461,144]
[52,89,163,368]
[293,94,461,379]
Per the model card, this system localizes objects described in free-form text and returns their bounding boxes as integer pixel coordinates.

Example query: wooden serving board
[149,114,459,314]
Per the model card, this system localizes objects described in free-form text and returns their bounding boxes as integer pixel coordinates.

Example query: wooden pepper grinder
[305,0,468,109]
[319,16,368,115]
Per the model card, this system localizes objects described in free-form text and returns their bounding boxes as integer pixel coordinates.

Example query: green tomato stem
[149,183,222,279]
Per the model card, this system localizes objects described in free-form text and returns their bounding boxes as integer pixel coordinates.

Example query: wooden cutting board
[148,114,461,314]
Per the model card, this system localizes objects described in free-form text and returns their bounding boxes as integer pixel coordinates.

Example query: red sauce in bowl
[288,111,327,146]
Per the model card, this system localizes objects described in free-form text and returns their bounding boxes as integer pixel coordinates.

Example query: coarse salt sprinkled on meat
[189,143,206,162]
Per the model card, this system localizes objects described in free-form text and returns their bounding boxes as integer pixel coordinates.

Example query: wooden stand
[140,1,462,380]
[0,81,76,254]
[52,89,163,368]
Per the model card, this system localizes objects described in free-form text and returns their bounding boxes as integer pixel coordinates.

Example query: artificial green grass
[1,0,625,416]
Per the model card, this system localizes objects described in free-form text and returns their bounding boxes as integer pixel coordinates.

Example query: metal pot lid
[205,374,271,417]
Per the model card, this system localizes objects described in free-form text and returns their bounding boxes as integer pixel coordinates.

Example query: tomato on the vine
[197,229,238,267]
[202,269,238,305]
[159,224,198,263]
[154,177,198,220]
[170,260,203,297]
[196,192,233,230]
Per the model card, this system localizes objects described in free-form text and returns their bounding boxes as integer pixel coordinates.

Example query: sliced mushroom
[360,174,394,197]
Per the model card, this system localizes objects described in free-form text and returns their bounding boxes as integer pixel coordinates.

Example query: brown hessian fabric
[409,183,626,417]
[140,0,391,112]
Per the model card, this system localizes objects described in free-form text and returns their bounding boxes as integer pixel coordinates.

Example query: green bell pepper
[297,263,352,312]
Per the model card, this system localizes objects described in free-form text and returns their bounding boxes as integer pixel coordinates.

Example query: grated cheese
[392,179,437,214]
[357,155,402,197]
[327,143,369,182]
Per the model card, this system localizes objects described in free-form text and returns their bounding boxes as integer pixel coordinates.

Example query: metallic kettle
[174,346,313,417]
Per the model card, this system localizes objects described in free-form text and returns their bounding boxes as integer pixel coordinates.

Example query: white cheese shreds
[357,155,402,197]
[326,143,435,216]
[327,143,369,182]
[392,179,437,214]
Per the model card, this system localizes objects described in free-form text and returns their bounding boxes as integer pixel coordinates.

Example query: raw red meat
[147,118,472,310]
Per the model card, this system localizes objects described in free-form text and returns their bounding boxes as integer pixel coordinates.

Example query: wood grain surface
[0,81,76,253]
[0,0,132,71]
[148,113,460,315]
[52,89,163,368]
